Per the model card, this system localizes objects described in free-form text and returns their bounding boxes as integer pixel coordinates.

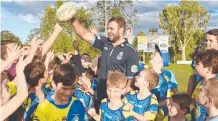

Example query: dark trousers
[95,79,107,114]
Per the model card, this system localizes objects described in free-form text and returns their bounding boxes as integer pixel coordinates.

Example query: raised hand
[21,46,31,56]
[65,52,73,61]
[89,26,98,35]
[31,36,44,51]
[57,53,65,62]
[6,44,22,62]
[16,55,27,72]
[54,23,63,32]
[46,50,55,62]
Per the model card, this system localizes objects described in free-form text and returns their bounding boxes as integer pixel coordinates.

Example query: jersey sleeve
[92,35,108,51]
[125,47,140,78]
[143,95,159,121]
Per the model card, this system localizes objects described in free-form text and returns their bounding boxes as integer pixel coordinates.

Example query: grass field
[163,63,193,121]
[164,63,193,92]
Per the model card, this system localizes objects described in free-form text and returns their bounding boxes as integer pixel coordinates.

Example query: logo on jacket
[117,51,124,60]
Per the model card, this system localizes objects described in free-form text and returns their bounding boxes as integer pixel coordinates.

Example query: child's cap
[155,45,170,67]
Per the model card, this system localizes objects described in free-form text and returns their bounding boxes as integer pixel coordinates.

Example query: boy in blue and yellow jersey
[122,69,159,121]
[187,29,218,95]
[73,68,95,110]
[149,45,179,120]
[23,61,47,121]
[191,49,218,121]
[87,71,127,121]
[33,64,87,121]
[198,78,218,121]
[168,93,192,121]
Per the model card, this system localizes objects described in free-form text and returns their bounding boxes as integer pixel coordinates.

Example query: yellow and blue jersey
[191,81,207,121]
[23,84,53,121]
[33,96,87,121]
[151,69,178,118]
[99,98,125,121]
[23,93,38,121]
[73,88,93,110]
[151,69,178,102]
[191,75,218,121]
[123,90,158,121]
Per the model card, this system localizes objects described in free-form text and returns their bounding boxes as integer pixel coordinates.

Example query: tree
[1,30,21,44]
[40,1,100,59]
[159,1,210,60]
[90,0,138,35]
[27,28,42,42]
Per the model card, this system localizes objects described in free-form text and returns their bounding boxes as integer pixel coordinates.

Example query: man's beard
[111,33,120,43]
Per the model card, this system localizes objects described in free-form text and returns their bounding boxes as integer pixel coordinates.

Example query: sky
[1,0,218,43]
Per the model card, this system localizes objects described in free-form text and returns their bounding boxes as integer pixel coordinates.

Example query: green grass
[164,63,193,92]
[163,63,193,121]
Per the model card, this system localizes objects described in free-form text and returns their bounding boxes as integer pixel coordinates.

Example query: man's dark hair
[24,61,46,87]
[53,64,78,86]
[108,17,126,34]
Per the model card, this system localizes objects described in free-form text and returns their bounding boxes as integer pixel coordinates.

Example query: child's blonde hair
[204,78,218,108]
[142,69,159,90]
[107,71,127,88]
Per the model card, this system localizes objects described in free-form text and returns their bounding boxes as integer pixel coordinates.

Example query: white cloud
[138,11,160,28]
[15,1,38,6]
[199,1,218,10]
[16,14,40,24]
[133,1,175,13]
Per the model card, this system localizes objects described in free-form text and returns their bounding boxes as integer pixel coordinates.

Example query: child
[191,49,218,121]
[187,29,218,95]
[91,56,101,92]
[1,55,28,121]
[88,71,127,121]
[150,45,179,119]
[198,78,218,121]
[73,67,95,110]
[23,61,47,121]
[33,64,87,121]
[168,92,192,121]
[122,69,159,121]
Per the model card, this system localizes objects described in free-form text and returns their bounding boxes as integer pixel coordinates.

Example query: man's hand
[54,23,63,32]
[89,26,98,35]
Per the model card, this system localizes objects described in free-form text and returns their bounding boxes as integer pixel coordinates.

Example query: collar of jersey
[109,38,129,48]
[47,95,72,109]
